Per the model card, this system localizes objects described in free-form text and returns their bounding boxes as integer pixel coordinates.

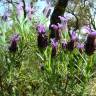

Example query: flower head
[37,34,48,49]
[62,40,67,49]
[70,31,78,41]
[84,32,96,55]
[37,24,48,49]
[17,2,23,10]
[11,34,20,41]
[58,16,68,26]
[51,38,58,48]
[77,43,84,53]
[51,38,58,57]
[37,24,46,34]
[58,16,68,22]
[57,23,63,28]
[67,31,78,51]
[9,34,20,52]
[67,40,74,51]
[17,2,23,16]
[51,24,58,30]
[26,5,35,20]
[85,25,93,32]
[51,24,61,40]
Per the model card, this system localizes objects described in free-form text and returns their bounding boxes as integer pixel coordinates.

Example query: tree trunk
[49,0,69,39]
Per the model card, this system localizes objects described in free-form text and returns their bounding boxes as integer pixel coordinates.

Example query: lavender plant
[0,0,96,96]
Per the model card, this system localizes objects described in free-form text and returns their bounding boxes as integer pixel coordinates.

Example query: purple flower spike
[51,24,61,41]
[37,24,46,34]
[89,32,96,36]
[67,31,78,51]
[84,32,96,55]
[58,16,68,25]
[77,43,84,49]
[11,34,20,41]
[51,38,58,57]
[37,24,48,49]
[77,43,84,53]
[37,34,48,49]
[17,2,23,16]
[62,40,67,49]
[51,24,58,30]
[17,2,23,10]
[26,6,34,14]
[84,25,92,33]
[71,31,77,41]
[9,34,20,52]
[26,5,35,20]
[57,23,63,29]
[58,16,68,22]
[51,38,58,48]
[67,40,74,51]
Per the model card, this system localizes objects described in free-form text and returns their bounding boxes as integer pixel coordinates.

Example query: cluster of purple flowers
[37,16,96,56]
[62,29,96,55]
[54,28,96,56]
[37,23,59,56]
